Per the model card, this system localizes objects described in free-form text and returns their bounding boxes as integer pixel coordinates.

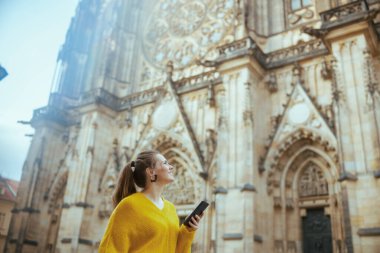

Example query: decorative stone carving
[266,40,328,69]
[288,8,315,25]
[243,82,253,125]
[287,240,297,253]
[320,58,333,80]
[274,196,282,209]
[330,57,345,104]
[176,71,221,92]
[260,81,337,175]
[291,62,304,85]
[363,49,380,104]
[299,163,328,198]
[265,72,278,93]
[320,0,374,27]
[286,198,294,209]
[207,83,215,107]
[217,85,227,129]
[124,104,133,128]
[204,129,217,168]
[275,240,284,253]
[142,0,236,70]
[321,104,335,133]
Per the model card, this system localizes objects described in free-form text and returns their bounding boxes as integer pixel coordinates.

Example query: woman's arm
[176,224,196,253]
[99,201,132,253]
[176,214,202,253]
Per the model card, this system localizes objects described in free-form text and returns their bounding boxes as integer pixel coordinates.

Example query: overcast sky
[0,0,78,181]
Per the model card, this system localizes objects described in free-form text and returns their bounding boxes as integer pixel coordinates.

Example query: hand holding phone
[183,201,209,227]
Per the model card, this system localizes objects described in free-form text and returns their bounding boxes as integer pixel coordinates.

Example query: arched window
[291,0,312,10]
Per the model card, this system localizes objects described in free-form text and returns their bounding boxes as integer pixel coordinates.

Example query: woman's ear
[146,167,154,176]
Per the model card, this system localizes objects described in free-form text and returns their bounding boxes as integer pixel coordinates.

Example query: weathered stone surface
[5,0,380,253]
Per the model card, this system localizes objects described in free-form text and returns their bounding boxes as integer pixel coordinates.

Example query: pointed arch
[267,134,338,196]
[266,127,337,173]
[267,129,344,252]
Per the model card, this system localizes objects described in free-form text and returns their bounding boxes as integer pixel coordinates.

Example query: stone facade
[0,176,19,253]
[5,0,380,252]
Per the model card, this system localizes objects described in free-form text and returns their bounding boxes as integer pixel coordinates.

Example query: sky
[0,0,79,181]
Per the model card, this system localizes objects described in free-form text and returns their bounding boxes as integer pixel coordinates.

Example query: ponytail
[112,162,136,208]
[112,150,159,208]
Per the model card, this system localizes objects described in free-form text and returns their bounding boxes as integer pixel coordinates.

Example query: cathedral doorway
[302,208,333,253]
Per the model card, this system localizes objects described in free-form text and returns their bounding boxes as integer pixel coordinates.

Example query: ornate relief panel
[299,162,328,198]
[142,0,236,70]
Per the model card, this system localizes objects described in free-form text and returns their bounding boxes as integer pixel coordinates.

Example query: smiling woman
[0,0,78,181]
[99,150,205,253]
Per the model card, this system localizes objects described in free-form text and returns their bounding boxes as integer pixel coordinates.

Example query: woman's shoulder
[116,193,144,210]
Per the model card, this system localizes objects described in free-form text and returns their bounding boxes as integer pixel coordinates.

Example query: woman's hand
[187,212,204,231]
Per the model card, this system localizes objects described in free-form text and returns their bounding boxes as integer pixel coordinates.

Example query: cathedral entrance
[302,208,333,253]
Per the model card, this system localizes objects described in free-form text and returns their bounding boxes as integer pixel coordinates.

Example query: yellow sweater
[99,192,195,253]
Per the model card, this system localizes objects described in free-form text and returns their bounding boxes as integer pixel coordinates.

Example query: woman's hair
[112,150,160,207]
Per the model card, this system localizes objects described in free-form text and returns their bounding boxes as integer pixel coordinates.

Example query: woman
[99,150,204,253]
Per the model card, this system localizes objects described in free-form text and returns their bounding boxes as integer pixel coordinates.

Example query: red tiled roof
[0,176,19,202]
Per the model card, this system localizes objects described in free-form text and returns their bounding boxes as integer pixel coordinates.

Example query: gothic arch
[267,130,344,253]
[266,127,337,173]
[267,129,338,196]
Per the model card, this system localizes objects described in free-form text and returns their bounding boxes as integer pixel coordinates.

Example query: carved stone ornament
[287,240,297,253]
[142,0,236,70]
[288,8,315,25]
[204,129,217,168]
[265,72,278,93]
[275,240,284,253]
[298,163,328,198]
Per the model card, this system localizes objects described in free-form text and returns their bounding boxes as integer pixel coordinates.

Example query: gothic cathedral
[5,0,380,252]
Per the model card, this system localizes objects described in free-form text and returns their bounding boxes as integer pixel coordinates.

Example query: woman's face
[153,154,175,184]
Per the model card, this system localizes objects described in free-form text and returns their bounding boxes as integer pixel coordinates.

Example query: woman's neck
[142,184,164,203]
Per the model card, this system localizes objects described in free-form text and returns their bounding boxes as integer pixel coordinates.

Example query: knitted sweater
[99,192,195,253]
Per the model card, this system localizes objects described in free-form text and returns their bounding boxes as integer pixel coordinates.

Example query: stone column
[56,113,97,253]
[328,30,380,252]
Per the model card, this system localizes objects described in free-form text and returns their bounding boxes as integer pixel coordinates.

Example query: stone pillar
[56,113,97,253]
[327,21,380,251]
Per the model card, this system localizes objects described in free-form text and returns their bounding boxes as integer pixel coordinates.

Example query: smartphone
[183,201,209,227]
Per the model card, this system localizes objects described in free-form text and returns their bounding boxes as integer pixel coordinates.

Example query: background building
[0,176,19,253]
[5,0,380,252]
